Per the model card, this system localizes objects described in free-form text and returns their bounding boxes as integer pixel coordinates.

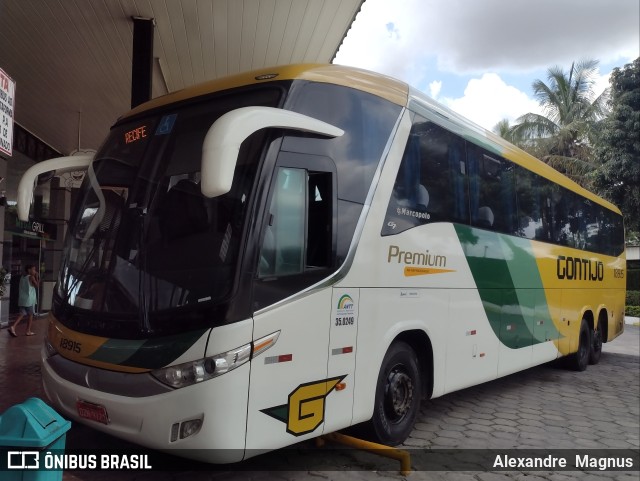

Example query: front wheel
[570,319,591,372]
[367,341,422,446]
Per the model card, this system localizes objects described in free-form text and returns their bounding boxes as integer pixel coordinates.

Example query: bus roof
[122,63,409,120]
[122,63,619,216]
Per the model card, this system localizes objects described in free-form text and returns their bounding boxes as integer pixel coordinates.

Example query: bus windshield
[57,86,284,330]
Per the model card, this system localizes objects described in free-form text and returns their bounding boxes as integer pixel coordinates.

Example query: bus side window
[514,166,545,240]
[254,165,335,310]
[468,148,516,234]
[307,172,333,268]
[565,192,587,249]
[382,119,468,236]
[259,168,306,277]
[258,167,333,278]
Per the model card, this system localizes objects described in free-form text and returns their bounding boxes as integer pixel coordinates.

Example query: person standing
[8,265,39,337]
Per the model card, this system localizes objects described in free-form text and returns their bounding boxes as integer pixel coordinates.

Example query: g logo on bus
[261,375,346,436]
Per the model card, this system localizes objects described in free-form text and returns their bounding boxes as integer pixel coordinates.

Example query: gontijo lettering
[556,255,604,281]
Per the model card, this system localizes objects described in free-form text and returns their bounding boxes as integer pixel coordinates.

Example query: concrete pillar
[131,17,155,109]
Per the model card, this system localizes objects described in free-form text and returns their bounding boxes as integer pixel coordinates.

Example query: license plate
[76,400,110,425]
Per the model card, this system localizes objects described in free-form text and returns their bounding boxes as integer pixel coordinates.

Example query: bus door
[323,288,359,433]
[245,152,340,452]
[245,290,332,452]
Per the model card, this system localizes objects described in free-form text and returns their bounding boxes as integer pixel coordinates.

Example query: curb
[624,316,639,326]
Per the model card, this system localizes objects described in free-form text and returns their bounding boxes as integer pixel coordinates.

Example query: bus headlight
[151,343,251,389]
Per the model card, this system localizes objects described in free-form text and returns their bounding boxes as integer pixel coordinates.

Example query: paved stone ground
[1,318,638,481]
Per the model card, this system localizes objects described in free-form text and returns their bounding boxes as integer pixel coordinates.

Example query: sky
[333,0,640,131]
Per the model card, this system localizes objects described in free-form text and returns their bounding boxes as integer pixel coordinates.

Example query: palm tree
[493,118,527,146]
[493,119,513,139]
[510,59,609,186]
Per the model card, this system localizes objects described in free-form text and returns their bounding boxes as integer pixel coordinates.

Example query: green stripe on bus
[88,329,208,369]
[454,225,560,348]
[86,338,146,365]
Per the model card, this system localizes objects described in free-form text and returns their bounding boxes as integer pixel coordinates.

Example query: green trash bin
[0,397,71,481]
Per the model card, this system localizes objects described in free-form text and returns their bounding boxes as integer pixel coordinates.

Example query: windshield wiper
[132,206,151,333]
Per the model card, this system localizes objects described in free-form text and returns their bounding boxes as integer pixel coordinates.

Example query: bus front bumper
[41,347,250,463]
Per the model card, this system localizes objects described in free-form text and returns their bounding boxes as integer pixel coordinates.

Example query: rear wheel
[367,341,421,446]
[571,319,590,371]
[589,320,603,365]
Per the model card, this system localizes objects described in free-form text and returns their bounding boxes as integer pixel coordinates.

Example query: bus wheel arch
[598,307,609,343]
[393,330,433,400]
[367,339,424,446]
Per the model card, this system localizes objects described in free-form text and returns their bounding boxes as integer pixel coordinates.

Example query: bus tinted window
[382,114,623,257]
[284,82,402,204]
[382,119,468,235]
[563,192,589,249]
[515,166,546,240]
[468,147,517,234]
[601,208,625,256]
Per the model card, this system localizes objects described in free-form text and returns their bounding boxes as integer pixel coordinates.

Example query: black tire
[571,319,590,372]
[589,320,603,365]
[367,341,421,446]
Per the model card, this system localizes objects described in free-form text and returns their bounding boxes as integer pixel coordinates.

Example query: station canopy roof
[0,0,364,156]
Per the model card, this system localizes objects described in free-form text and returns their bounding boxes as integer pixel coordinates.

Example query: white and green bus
[18,64,626,462]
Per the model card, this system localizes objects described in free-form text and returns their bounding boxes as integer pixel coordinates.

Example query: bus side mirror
[201,106,344,198]
[17,155,92,221]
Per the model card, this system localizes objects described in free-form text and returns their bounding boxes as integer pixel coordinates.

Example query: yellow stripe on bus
[47,316,150,374]
[403,266,455,277]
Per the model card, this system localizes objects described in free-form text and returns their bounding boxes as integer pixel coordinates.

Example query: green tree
[493,118,512,139]
[493,119,521,144]
[493,118,540,155]
[592,58,640,234]
[510,59,609,186]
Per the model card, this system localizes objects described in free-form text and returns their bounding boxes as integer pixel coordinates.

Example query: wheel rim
[383,364,414,424]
